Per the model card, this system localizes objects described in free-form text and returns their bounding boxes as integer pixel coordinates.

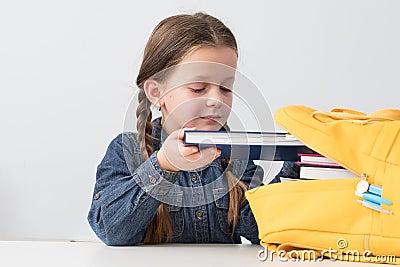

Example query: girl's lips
[201,115,221,122]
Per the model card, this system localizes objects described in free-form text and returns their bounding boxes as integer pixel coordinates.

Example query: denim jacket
[87,118,268,245]
[270,161,300,184]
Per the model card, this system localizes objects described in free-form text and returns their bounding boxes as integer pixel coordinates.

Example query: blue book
[183,130,315,161]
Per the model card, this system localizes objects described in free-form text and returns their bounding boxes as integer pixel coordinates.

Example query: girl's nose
[205,85,223,107]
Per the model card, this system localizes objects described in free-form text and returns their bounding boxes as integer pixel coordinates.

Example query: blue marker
[368,184,382,196]
[355,192,392,205]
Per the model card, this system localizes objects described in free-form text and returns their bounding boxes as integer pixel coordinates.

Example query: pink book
[297,153,340,167]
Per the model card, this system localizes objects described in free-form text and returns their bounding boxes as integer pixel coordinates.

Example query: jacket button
[191,175,197,182]
[195,210,203,219]
[95,193,100,200]
[149,175,156,184]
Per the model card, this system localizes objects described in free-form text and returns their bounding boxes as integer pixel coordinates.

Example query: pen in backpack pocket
[357,199,393,215]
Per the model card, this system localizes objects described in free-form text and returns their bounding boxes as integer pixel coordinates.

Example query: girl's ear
[143,79,163,106]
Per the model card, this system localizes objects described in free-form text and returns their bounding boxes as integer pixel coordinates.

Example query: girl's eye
[220,86,232,93]
[190,88,206,93]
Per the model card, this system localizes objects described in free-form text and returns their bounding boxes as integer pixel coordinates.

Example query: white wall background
[1,0,399,241]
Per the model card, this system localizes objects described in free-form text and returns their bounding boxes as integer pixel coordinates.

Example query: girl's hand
[156,128,221,172]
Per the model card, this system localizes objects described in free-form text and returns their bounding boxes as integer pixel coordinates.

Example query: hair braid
[136,90,153,159]
[221,158,248,233]
[136,89,172,244]
[220,123,248,233]
[226,170,248,231]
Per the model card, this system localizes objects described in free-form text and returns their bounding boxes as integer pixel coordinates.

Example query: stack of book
[183,130,315,161]
[183,130,357,181]
[280,153,357,182]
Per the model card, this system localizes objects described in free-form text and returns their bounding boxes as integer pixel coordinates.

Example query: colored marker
[355,192,392,205]
[368,184,382,196]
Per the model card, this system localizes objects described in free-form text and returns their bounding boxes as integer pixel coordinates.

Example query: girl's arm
[87,133,179,246]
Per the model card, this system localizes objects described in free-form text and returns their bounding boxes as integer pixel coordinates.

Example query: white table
[0,241,385,267]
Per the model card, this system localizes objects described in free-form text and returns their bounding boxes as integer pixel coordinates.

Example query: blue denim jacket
[270,161,300,184]
[87,118,270,246]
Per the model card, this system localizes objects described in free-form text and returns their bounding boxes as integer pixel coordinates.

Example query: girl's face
[160,46,237,134]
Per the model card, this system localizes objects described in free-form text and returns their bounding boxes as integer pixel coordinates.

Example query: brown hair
[135,12,247,244]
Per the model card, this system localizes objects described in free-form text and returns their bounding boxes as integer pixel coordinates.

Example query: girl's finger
[195,147,219,161]
[179,145,198,156]
[177,127,197,140]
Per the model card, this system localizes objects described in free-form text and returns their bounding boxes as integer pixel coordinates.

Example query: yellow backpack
[246,105,400,264]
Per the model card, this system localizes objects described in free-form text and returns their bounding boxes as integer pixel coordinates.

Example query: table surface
[0,240,387,267]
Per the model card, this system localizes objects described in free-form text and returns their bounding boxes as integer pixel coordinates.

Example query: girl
[87,12,266,245]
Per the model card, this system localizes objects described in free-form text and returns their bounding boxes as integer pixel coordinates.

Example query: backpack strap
[311,108,400,124]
